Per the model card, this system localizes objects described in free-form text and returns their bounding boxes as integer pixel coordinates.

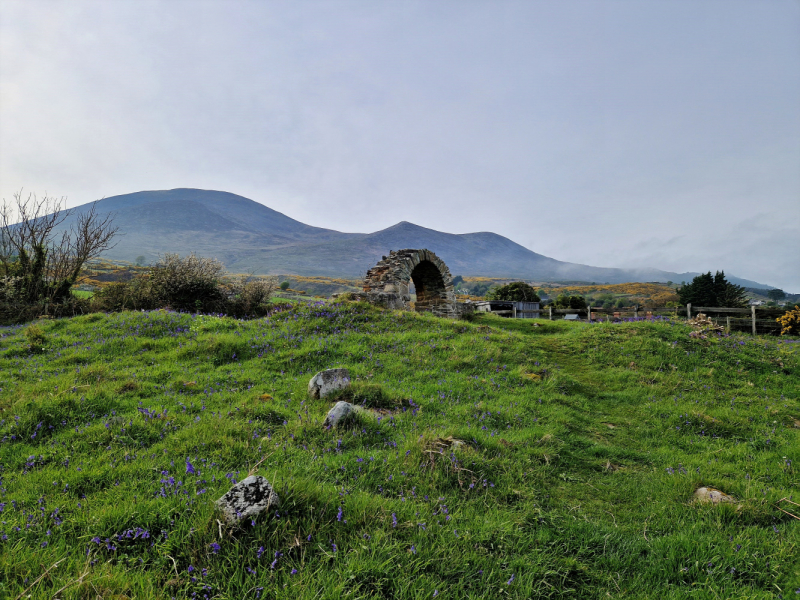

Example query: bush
[486,281,540,302]
[223,275,279,316]
[463,282,493,298]
[280,281,290,290]
[777,305,800,336]
[1,274,90,323]
[24,324,48,352]
[148,253,226,312]
[553,294,587,309]
[92,278,156,312]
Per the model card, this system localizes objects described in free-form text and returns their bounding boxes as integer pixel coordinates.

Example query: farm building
[474,301,540,319]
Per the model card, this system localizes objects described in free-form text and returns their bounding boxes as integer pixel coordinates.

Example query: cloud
[1,0,799,289]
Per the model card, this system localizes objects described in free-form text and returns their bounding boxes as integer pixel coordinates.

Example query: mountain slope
[59,188,775,287]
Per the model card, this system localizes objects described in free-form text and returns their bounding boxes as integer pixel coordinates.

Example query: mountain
[60,188,776,287]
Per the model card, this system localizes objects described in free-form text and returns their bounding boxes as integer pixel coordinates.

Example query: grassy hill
[1,305,798,599]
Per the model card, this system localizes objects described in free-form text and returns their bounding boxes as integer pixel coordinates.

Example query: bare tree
[0,191,118,306]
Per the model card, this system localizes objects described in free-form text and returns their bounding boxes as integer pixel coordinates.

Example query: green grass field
[0,302,798,599]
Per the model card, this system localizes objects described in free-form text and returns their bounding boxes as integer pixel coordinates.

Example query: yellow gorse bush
[777,305,800,336]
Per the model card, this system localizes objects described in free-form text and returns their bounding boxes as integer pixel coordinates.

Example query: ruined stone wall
[363,249,455,304]
[360,248,474,318]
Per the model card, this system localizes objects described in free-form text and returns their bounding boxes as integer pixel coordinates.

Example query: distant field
[0,303,797,598]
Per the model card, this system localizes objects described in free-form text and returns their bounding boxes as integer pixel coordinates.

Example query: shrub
[486,281,540,302]
[280,281,290,290]
[223,275,279,316]
[148,253,226,312]
[24,324,48,351]
[569,295,587,310]
[92,278,156,312]
[553,294,587,309]
[777,305,800,336]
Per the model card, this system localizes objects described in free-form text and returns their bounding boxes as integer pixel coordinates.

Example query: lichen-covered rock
[308,368,351,399]
[693,487,736,504]
[215,476,280,524]
[323,401,356,428]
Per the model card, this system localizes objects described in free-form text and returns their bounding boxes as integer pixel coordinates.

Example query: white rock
[323,401,356,428]
[308,368,351,399]
[215,476,280,524]
[693,487,736,504]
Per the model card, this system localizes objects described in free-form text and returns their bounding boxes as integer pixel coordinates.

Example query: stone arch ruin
[363,249,458,315]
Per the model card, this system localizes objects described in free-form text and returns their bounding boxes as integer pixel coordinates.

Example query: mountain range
[58,188,772,288]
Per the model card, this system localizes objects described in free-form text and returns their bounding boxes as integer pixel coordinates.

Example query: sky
[1,0,799,290]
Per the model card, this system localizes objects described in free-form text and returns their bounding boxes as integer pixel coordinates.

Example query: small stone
[215,476,280,524]
[308,368,351,399]
[693,486,736,504]
[324,401,356,428]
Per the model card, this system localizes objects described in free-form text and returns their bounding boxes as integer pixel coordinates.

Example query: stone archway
[363,249,455,313]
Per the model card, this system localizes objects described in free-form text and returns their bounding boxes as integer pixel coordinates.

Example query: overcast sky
[1,0,798,290]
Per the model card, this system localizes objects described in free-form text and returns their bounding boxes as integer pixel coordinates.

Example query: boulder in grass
[323,401,357,428]
[308,368,351,399]
[693,487,736,504]
[215,476,280,524]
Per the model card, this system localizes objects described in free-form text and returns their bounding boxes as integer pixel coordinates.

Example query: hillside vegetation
[540,283,680,307]
[0,304,798,599]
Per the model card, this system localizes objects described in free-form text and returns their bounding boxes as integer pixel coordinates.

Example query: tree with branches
[676,271,747,308]
[0,191,118,317]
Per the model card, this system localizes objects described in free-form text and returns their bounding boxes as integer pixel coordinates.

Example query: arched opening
[362,249,457,315]
[410,260,447,309]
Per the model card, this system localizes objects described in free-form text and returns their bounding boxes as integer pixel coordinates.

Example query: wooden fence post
[687,303,691,320]
[634,304,638,319]
[588,306,592,322]
[726,316,730,332]
[549,306,553,321]
[751,305,756,335]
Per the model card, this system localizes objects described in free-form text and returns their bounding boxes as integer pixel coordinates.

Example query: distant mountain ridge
[58,188,774,288]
